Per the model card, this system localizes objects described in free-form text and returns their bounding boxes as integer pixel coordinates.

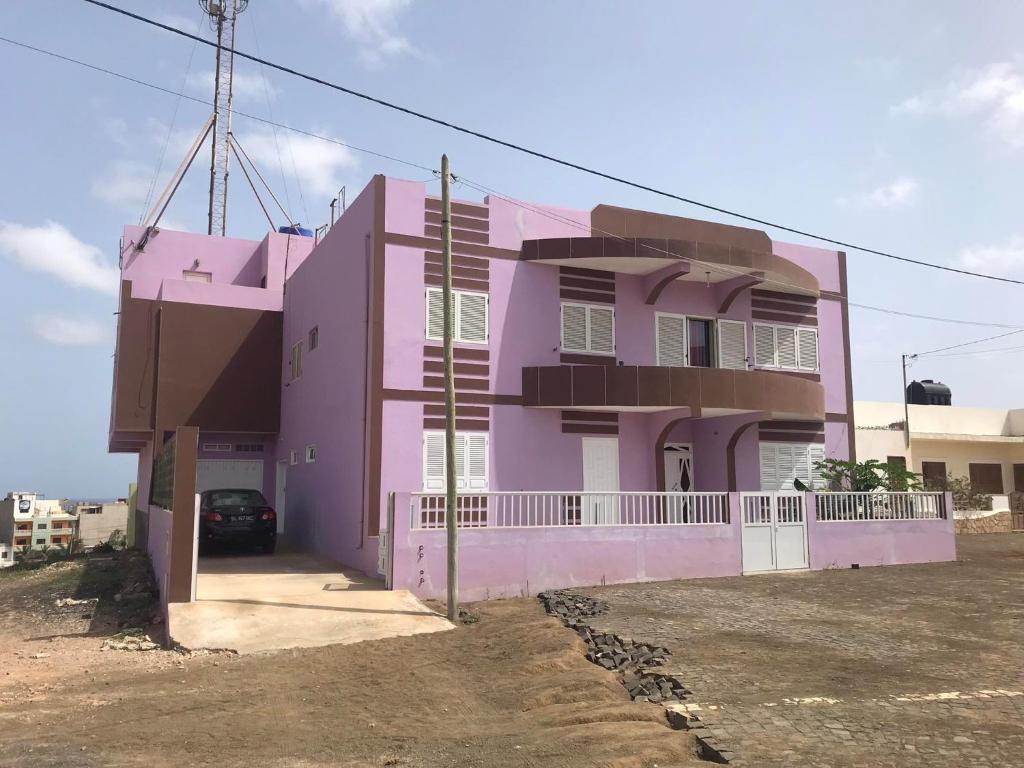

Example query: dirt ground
[0,559,699,768]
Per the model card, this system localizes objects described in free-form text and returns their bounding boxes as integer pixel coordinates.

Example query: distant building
[0,542,12,568]
[0,492,77,553]
[73,500,129,549]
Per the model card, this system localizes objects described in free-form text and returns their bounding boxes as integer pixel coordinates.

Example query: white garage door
[196,460,265,494]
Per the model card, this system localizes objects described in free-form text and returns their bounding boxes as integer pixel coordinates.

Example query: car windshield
[205,490,267,507]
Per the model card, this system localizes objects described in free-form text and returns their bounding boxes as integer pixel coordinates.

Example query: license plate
[233,515,255,522]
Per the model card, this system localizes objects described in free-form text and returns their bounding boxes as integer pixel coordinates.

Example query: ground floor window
[759,442,824,491]
[968,463,1003,494]
[921,461,947,491]
[422,431,489,491]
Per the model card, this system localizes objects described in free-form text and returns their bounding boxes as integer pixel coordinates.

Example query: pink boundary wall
[389,492,957,601]
[146,505,173,624]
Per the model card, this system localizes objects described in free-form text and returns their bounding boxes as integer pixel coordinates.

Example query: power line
[923,343,1024,359]
[77,0,1024,287]
[913,328,1024,358]
[4,31,1022,335]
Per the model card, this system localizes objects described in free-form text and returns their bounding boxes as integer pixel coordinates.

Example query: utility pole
[901,353,916,448]
[441,154,459,623]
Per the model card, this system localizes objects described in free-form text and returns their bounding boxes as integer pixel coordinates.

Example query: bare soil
[0,560,699,768]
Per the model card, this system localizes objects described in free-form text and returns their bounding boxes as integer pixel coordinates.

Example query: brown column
[167,426,198,603]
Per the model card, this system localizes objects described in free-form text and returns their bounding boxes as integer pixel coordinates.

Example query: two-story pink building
[110,174,955,609]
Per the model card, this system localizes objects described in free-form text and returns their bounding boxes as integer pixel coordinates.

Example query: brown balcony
[522,365,824,419]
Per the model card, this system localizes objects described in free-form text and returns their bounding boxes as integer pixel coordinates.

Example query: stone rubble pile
[101,628,159,652]
[539,590,690,704]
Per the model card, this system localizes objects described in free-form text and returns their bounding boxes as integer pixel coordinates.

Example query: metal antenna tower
[202,0,248,236]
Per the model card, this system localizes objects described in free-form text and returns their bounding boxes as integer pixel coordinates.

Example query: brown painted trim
[385,232,518,260]
[423,376,490,391]
[644,270,689,305]
[751,288,816,304]
[752,310,818,326]
[562,423,618,435]
[425,403,489,418]
[727,421,761,491]
[825,412,849,422]
[716,276,762,313]
[751,298,818,315]
[562,410,618,422]
[423,360,489,376]
[424,417,491,430]
[820,290,846,302]
[425,251,491,270]
[424,211,489,232]
[424,273,490,292]
[382,388,523,405]
[423,345,490,361]
[559,353,617,366]
[424,223,489,245]
[559,265,612,279]
[559,275,616,292]
[560,288,616,304]
[767,370,821,382]
[425,197,488,219]
[367,176,387,539]
[424,260,490,279]
[837,251,856,461]
[758,431,826,443]
[761,419,825,431]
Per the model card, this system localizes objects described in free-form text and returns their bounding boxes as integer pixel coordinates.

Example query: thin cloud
[236,127,358,201]
[954,235,1024,273]
[91,161,154,211]
[31,315,108,346]
[0,221,119,296]
[302,0,415,67]
[892,60,1024,148]
[838,177,920,210]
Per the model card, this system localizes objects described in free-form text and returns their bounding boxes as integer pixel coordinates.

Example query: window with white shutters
[656,314,686,366]
[717,319,748,370]
[759,442,826,491]
[425,289,489,344]
[561,303,615,355]
[751,323,819,372]
[422,431,489,491]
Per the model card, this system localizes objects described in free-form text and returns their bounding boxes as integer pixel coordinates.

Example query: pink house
[109,175,955,608]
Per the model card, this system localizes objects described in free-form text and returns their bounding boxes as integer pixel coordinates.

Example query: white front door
[740,492,809,572]
[663,443,694,492]
[274,460,287,534]
[196,460,264,495]
[582,437,619,525]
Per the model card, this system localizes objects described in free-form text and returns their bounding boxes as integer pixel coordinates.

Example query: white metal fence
[410,492,730,530]
[815,492,945,522]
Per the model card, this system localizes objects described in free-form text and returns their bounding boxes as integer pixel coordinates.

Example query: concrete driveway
[168,552,452,654]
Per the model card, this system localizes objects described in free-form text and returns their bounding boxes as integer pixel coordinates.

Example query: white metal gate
[740,492,809,572]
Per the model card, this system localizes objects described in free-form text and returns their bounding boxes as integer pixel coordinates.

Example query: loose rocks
[539,590,690,704]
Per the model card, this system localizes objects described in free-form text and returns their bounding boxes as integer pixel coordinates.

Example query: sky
[1,0,1024,497]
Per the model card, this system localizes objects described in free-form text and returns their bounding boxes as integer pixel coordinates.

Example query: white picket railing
[410,491,730,530]
[815,492,945,522]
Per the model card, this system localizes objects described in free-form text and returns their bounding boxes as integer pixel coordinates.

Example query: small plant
[812,458,922,492]
[105,529,128,551]
[947,474,992,511]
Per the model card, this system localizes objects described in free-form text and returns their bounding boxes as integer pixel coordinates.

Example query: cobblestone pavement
[582,534,1024,767]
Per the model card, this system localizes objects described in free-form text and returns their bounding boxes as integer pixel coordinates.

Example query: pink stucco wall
[146,504,173,622]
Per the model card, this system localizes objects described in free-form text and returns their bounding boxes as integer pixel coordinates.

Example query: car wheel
[262,540,276,555]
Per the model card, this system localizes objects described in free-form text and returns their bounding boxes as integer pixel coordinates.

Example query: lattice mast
[203,0,248,236]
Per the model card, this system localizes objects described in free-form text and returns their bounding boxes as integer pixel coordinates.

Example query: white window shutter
[588,306,615,354]
[425,288,444,340]
[717,320,747,370]
[809,445,825,488]
[561,304,588,352]
[776,326,798,369]
[423,433,446,491]
[657,314,686,366]
[753,325,775,367]
[458,292,488,343]
[759,443,778,491]
[464,433,489,490]
[797,328,818,371]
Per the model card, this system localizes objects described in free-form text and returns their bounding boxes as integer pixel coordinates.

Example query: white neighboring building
[0,491,77,552]
[0,542,12,568]
[855,401,1024,525]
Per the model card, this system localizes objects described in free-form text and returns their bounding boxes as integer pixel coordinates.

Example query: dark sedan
[199,489,277,555]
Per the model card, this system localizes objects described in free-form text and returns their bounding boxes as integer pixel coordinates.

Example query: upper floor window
[561,303,615,355]
[426,288,489,344]
[183,270,212,283]
[753,323,818,372]
[656,315,747,370]
[290,341,303,380]
[309,326,319,351]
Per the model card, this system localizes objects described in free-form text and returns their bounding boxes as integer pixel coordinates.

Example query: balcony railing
[410,491,730,529]
[815,492,945,522]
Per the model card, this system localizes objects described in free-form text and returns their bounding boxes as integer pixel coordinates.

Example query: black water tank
[906,379,952,406]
